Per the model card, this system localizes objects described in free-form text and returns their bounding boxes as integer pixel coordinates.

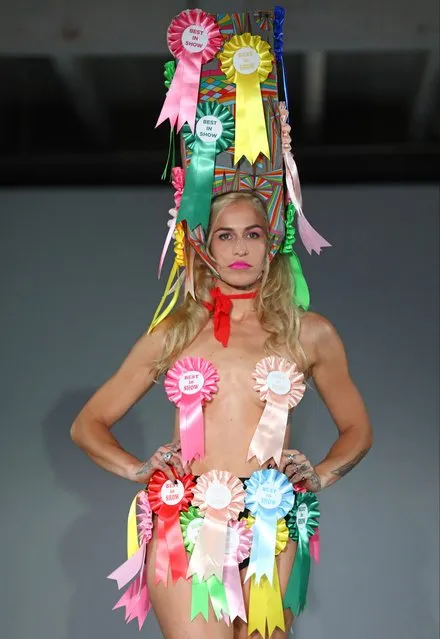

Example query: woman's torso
[170,313,310,476]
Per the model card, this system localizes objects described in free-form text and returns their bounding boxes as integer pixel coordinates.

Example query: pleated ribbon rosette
[187,470,246,581]
[244,469,295,584]
[148,468,195,585]
[178,101,235,232]
[284,490,320,615]
[219,32,274,164]
[244,514,289,637]
[165,357,219,464]
[107,490,154,629]
[156,8,222,133]
[248,356,306,467]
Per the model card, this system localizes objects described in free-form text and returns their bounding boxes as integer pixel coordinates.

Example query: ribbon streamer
[248,356,305,466]
[245,514,289,636]
[284,491,320,615]
[180,506,230,621]
[274,6,289,113]
[148,469,195,585]
[219,33,273,164]
[178,101,235,232]
[156,9,222,132]
[107,491,154,630]
[280,203,310,310]
[158,166,185,279]
[161,60,177,181]
[245,469,295,584]
[165,357,219,464]
[279,101,332,256]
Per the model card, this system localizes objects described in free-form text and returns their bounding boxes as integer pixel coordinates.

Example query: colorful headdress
[149,7,330,333]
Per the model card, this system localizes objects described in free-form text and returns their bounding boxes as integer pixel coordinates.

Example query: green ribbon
[180,506,230,621]
[161,61,177,182]
[283,492,320,616]
[280,203,310,310]
[178,101,234,232]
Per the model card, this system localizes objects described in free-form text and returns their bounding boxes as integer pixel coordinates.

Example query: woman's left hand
[277,449,322,493]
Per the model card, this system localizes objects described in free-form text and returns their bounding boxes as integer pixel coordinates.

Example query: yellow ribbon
[148,223,186,333]
[245,515,288,636]
[127,492,142,559]
[219,33,273,165]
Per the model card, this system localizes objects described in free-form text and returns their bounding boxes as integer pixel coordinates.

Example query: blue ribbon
[274,6,289,117]
[244,469,295,584]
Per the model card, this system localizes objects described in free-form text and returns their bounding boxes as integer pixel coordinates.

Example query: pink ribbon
[222,520,253,623]
[310,528,320,563]
[279,101,331,255]
[248,357,306,466]
[165,357,219,464]
[107,491,153,630]
[156,9,222,133]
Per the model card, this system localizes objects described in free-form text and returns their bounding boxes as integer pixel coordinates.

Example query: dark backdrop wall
[0,185,438,639]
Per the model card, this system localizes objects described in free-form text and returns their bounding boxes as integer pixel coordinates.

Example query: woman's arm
[302,313,373,491]
[70,324,181,483]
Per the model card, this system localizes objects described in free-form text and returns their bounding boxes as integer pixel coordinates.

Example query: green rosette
[280,203,310,310]
[161,60,177,181]
[180,506,229,622]
[283,491,320,615]
[177,101,235,232]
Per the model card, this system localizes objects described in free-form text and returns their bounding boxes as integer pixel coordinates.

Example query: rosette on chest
[248,356,305,466]
[165,357,219,464]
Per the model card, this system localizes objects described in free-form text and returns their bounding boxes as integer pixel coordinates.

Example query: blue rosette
[244,469,295,584]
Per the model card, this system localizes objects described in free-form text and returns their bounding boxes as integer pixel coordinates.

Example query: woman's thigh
[146,519,234,639]
[233,539,297,639]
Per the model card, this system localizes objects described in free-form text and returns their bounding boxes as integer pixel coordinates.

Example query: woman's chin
[219,268,260,289]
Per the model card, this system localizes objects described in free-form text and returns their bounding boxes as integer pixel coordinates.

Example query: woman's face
[209,198,268,289]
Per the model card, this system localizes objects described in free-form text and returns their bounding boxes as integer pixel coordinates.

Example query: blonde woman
[71,191,373,639]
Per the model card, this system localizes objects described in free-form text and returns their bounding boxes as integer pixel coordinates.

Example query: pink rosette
[222,519,253,624]
[279,101,331,256]
[107,491,154,630]
[247,356,306,467]
[187,470,245,581]
[156,9,222,132]
[165,357,219,464]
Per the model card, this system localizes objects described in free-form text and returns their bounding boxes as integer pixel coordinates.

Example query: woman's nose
[233,238,249,255]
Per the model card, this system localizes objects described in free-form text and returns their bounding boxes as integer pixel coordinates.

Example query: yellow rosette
[219,33,273,165]
[244,514,289,636]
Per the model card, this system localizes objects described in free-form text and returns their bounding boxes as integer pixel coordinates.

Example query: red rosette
[148,468,195,584]
[156,9,222,132]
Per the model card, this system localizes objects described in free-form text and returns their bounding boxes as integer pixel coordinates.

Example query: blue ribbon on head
[244,469,295,584]
[274,5,289,117]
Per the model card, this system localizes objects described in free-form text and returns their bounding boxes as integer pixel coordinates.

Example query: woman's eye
[247,231,261,239]
[218,233,232,241]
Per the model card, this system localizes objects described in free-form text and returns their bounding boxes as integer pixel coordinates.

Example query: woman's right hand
[131,440,189,484]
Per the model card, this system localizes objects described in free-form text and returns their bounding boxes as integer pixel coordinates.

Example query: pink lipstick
[229,261,251,270]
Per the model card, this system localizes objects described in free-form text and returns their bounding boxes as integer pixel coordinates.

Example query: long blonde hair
[152,191,308,378]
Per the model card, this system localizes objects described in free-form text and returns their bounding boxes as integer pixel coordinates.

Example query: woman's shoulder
[299,310,341,368]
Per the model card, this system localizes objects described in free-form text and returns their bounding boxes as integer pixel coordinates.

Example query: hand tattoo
[330,449,369,478]
[136,459,152,476]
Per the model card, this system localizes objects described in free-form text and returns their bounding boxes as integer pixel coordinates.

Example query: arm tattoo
[309,471,322,492]
[136,459,152,476]
[330,449,369,478]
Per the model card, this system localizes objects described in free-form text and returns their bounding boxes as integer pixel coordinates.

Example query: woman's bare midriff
[171,315,297,477]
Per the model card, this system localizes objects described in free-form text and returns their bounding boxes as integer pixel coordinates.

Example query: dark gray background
[0,184,438,639]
